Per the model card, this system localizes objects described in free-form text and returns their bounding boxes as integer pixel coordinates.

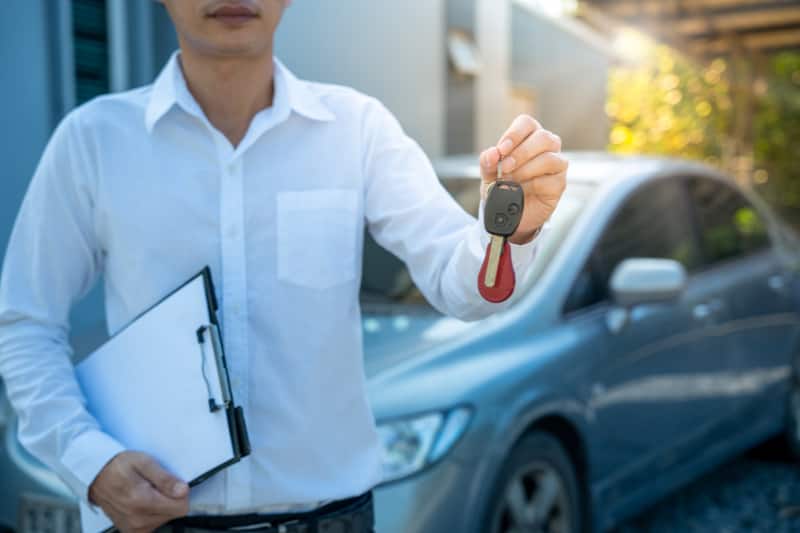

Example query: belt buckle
[230,517,303,532]
[229,521,274,531]
[277,520,303,533]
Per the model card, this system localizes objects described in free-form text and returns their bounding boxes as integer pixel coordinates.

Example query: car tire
[484,431,583,533]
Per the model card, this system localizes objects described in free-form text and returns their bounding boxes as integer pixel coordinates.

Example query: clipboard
[74,266,250,533]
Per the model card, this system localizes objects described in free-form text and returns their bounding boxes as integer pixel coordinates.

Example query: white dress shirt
[0,51,539,515]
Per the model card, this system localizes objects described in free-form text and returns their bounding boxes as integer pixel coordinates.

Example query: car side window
[562,263,603,314]
[687,177,770,267]
[564,179,700,314]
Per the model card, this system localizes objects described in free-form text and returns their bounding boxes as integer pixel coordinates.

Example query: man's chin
[195,37,271,58]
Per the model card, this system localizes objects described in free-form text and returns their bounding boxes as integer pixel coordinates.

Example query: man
[0,1,567,532]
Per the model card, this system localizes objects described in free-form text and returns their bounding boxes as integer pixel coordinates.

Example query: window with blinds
[72,0,109,104]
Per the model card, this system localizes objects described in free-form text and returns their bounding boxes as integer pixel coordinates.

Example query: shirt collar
[144,51,179,132]
[274,56,335,123]
[144,50,334,133]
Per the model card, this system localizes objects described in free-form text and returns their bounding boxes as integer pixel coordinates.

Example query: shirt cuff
[61,429,126,511]
[508,228,542,274]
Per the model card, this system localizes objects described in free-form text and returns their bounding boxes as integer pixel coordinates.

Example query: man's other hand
[88,451,190,533]
[479,115,568,245]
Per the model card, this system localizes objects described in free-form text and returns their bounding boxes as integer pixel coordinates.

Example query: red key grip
[478,240,515,303]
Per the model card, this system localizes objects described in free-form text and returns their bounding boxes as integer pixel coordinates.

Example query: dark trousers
[156,491,375,533]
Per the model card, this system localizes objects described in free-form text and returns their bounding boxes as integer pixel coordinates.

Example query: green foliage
[754,52,800,215]
[607,36,800,223]
[606,41,732,165]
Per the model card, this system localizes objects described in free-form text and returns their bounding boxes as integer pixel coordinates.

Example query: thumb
[133,454,189,499]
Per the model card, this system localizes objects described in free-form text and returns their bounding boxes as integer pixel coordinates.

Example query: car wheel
[485,431,583,533]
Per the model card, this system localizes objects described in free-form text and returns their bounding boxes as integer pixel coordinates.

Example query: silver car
[3,152,799,533]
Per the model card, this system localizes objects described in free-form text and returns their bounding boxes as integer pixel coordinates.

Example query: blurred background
[4,0,798,231]
[1,1,799,532]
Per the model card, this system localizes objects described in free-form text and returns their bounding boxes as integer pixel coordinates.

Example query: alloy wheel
[490,459,571,533]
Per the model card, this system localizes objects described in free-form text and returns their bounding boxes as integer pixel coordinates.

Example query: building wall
[0,1,57,263]
[475,0,513,151]
[151,4,178,72]
[511,4,611,150]
[449,0,611,155]
[446,0,477,155]
[117,0,173,89]
[274,0,447,158]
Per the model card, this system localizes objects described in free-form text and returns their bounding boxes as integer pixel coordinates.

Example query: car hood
[361,306,476,377]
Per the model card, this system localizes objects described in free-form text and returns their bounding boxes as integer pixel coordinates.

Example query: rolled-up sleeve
[362,98,540,321]
[0,110,125,508]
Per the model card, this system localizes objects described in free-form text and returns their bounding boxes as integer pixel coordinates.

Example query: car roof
[433,151,718,186]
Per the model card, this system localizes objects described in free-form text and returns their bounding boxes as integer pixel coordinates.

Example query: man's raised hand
[479,115,568,244]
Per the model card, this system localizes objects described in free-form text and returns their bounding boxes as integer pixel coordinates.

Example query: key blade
[483,235,505,288]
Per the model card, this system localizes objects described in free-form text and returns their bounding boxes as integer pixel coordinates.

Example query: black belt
[167,491,374,533]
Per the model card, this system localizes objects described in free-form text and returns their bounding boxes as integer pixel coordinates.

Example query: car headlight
[377,406,472,485]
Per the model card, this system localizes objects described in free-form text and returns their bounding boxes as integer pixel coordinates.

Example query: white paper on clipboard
[74,269,247,533]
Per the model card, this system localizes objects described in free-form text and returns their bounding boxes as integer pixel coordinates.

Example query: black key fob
[484,181,524,237]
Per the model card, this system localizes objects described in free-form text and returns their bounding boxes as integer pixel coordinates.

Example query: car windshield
[360,177,594,312]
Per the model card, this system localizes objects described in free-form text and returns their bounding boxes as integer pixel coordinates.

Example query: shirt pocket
[276,189,360,290]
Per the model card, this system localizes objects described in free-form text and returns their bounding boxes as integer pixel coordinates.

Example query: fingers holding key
[497,114,542,160]
[502,128,562,178]
[476,115,568,246]
[521,170,568,204]
[513,150,568,184]
[479,146,502,184]
[480,115,541,181]
[480,116,559,179]
[479,115,565,207]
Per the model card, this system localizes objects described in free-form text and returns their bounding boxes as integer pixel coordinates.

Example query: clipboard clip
[196,324,231,413]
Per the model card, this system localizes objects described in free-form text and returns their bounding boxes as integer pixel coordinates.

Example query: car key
[478,160,524,303]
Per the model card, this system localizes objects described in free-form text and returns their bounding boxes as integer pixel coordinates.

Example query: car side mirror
[610,258,687,307]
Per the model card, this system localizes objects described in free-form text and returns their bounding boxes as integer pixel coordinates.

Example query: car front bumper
[373,457,485,533]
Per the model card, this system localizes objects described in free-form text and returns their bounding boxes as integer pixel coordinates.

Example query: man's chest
[93,120,367,299]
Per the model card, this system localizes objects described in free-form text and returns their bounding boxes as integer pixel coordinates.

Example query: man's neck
[178,47,275,148]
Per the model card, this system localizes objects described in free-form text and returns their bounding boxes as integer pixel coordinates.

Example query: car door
[569,177,737,505]
[687,177,798,428]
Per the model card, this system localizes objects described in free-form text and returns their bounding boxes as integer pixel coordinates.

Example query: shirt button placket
[219,155,251,510]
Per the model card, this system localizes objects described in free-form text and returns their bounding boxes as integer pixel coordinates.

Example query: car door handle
[693,303,712,320]
[693,299,724,321]
[768,274,786,292]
